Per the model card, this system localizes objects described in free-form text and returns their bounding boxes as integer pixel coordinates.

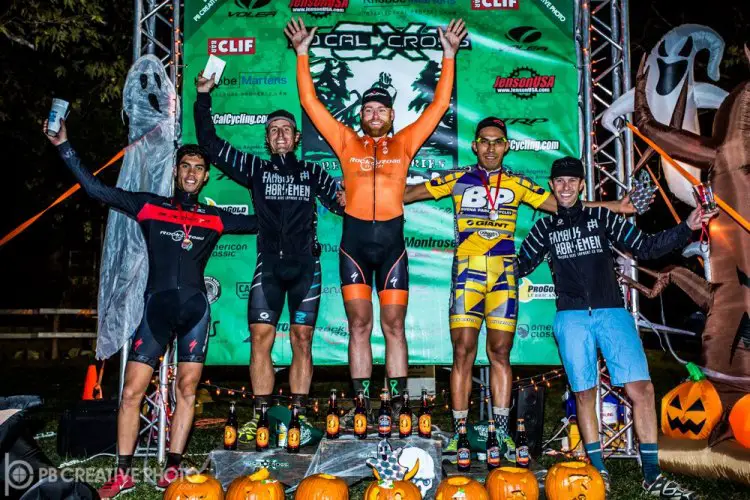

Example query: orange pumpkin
[729,393,750,449]
[486,466,539,500]
[295,473,349,499]
[363,479,422,500]
[544,462,605,500]
[226,468,284,500]
[435,476,488,500]
[163,472,224,500]
[661,363,722,440]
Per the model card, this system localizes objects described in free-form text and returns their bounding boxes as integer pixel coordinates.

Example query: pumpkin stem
[686,362,706,381]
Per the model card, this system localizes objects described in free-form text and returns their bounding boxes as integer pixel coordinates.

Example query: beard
[361,119,393,138]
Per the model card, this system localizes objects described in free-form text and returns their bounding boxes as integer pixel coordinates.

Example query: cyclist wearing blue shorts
[516,157,716,499]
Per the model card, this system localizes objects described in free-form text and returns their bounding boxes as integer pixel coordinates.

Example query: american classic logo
[208,38,256,55]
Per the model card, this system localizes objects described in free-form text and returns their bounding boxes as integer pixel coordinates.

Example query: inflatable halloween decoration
[661,363,723,440]
[603,25,727,206]
[96,54,179,360]
[633,47,750,410]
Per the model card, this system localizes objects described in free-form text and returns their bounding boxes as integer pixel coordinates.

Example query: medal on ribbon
[480,167,502,221]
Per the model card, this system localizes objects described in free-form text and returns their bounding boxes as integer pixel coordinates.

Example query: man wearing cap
[193,73,344,424]
[404,118,638,458]
[515,156,713,497]
[286,17,467,418]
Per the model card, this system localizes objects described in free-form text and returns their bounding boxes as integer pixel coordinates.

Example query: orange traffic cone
[82,364,98,400]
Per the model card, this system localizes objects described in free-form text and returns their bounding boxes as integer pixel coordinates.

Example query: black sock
[117,454,133,475]
[291,393,308,415]
[353,378,371,398]
[166,452,182,469]
[254,394,271,415]
[388,377,408,399]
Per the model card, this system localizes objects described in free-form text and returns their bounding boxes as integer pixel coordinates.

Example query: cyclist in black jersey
[194,73,344,419]
[44,120,258,498]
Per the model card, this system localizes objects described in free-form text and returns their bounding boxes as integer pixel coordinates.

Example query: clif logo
[290,0,349,16]
[472,0,518,10]
[493,67,555,99]
[208,38,255,55]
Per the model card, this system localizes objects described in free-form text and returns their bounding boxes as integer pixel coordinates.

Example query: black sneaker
[643,474,699,499]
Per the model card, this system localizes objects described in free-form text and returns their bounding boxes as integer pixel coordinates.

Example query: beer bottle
[287,405,301,454]
[516,418,530,468]
[456,421,471,472]
[418,389,432,438]
[255,402,270,452]
[398,390,412,438]
[378,388,392,438]
[223,402,238,450]
[486,420,500,470]
[326,389,340,439]
[354,390,368,440]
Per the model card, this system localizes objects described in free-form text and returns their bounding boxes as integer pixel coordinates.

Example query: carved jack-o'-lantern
[163,471,224,500]
[435,476,488,500]
[226,468,284,500]
[295,473,349,499]
[364,480,422,500]
[544,462,605,500]
[485,466,539,500]
[660,363,722,440]
[729,393,750,449]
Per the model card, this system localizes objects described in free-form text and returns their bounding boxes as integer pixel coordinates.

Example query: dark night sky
[0,2,747,320]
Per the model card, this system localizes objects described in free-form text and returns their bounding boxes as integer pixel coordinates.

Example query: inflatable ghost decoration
[96,55,179,360]
[634,48,750,409]
[602,25,727,206]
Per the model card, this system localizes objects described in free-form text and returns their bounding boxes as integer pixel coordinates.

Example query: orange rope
[627,122,750,233]
[0,149,125,247]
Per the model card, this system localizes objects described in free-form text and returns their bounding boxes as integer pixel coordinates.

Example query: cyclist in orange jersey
[286,17,467,418]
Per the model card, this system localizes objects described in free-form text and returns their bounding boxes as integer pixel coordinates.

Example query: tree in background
[0,0,132,308]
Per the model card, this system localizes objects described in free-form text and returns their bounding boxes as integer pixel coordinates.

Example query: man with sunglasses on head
[193,73,344,431]
[404,117,636,459]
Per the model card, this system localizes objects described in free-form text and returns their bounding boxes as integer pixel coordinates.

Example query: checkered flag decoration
[630,169,658,214]
[366,439,408,481]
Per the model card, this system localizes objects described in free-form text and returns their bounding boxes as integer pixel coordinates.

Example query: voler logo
[290,0,349,17]
[205,276,221,304]
[311,22,471,61]
[505,26,548,51]
[518,277,556,303]
[230,0,277,17]
[493,67,556,99]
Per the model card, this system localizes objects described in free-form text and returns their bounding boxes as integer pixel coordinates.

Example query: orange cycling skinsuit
[297,54,455,305]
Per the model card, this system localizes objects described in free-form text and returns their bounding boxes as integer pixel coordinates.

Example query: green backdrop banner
[182,0,578,366]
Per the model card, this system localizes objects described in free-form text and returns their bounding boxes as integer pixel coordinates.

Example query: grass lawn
[2,346,749,499]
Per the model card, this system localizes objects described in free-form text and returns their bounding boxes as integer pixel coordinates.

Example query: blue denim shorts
[553,308,650,392]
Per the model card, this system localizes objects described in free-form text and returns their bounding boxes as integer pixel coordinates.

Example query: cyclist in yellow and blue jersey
[404,116,636,459]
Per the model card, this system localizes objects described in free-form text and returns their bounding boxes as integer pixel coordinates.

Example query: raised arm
[404,183,434,204]
[602,208,695,260]
[286,19,351,155]
[312,163,345,216]
[218,209,259,235]
[194,75,259,188]
[401,19,466,158]
[45,120,150,217]
[516,219,550,278]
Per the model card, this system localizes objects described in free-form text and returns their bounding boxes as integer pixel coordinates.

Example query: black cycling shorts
[340,214,408,305]
[129,288,210,369]
[248,254,321,327]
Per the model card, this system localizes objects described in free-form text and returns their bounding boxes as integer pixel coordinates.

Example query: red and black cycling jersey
[57,142,258,294]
